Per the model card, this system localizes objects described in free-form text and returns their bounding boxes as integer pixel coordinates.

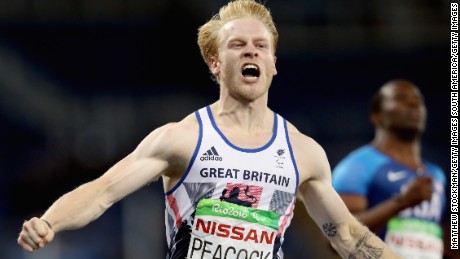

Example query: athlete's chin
[230,87,265,102]
[238,91,265,102]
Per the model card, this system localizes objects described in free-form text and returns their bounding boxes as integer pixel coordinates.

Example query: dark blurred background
[0,0,452,258]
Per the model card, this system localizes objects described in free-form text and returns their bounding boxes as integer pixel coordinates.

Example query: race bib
[384,217,443,259]
[187,199,279,259]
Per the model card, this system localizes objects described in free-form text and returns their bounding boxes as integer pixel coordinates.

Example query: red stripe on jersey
[167,194,182,228]
[278,198,295,235]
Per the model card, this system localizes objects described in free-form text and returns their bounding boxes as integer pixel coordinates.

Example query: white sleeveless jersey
[165,106,299,259]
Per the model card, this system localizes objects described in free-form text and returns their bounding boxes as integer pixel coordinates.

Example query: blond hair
[197,0,278,66]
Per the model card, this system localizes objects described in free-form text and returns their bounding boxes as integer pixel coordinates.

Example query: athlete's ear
[370,113,380,126]
[210,56,220,78]
[272,56,277,76]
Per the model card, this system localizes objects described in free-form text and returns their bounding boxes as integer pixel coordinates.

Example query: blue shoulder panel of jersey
[332,145,387,196]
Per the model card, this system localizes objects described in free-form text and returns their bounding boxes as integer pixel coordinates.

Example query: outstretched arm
[292,133,401,258]
[17,122,179,252]
[299,178,401,258]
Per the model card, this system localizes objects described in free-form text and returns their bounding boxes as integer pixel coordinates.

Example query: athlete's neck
[210,100,273,134]
[371,133,423,170]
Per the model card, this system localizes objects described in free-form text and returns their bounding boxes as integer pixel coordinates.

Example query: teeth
[243,64,258,70]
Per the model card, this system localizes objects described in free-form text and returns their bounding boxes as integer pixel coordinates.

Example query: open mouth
[242,64,260,78]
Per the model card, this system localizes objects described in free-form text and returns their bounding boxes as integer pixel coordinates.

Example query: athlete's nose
[244,45,258,58]
[244,51,257,58]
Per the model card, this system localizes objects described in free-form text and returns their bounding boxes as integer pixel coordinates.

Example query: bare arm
[18,122,186,252]
[300,179,400,258]
[292,133,401,258]
[42,151,167,232]
[340,176,433,233]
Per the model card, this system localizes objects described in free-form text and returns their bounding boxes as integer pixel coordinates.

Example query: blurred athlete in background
[332,79,446,259]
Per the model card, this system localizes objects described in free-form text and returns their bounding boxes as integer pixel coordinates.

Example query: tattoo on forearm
[322,223,337,237]
[348,232,384,259]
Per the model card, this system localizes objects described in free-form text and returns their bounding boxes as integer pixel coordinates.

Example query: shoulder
[284,121,330,183]
[286,122,326,159]
[135,112,200,162]
[333,145,385,175]
[331,145,383,194]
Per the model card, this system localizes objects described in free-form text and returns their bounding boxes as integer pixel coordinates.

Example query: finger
[17,233,32,252]
[414,177,432,186]
[425,192,433,200]
[424,185,433,199]
[427,185,434,194]
[35,219,49,238]
[17,237,35,252]
[23,220,44,246]
[18,231,39,251]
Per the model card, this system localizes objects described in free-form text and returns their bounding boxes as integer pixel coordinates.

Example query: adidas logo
[200,146,223,161]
